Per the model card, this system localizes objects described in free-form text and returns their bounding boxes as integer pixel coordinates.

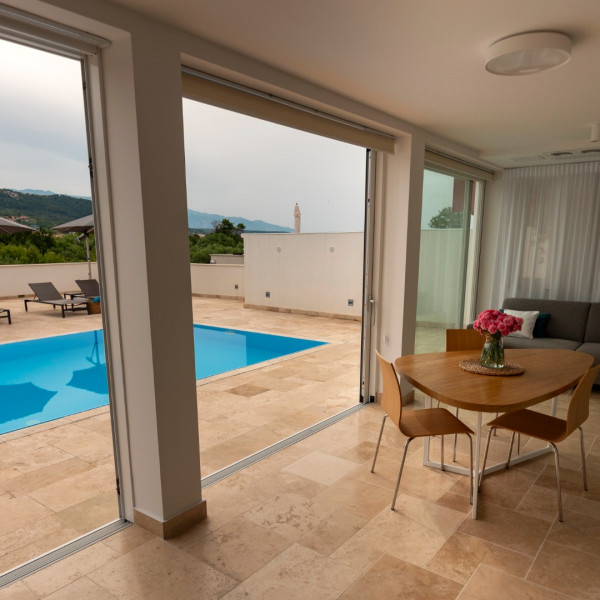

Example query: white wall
[244,232,363,318]
[209,254,244,265]
[190,263,244,297]
[375,136,425,366]
[0,263,99,297]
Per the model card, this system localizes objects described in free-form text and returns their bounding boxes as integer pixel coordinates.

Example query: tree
[189,218,245,263]
[0,230,94,265]
[428,206,464,229]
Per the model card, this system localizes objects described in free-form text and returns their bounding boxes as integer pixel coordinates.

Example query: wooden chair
[480,363,600,522]
[445,328,485,353]
[445,329,485,459]
[371,351,474,509]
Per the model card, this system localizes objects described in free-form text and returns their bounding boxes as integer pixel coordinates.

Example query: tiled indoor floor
[0,295,363,574]
[1,297,599,599]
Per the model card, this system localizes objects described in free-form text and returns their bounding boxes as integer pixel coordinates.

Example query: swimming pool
[0,325,326,435]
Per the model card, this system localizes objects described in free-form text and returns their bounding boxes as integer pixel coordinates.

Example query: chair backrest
[76,279,100,297]
[28,282,62,301]
[375,351,402,429]
[446,328,485,352]
[566,364,600,435]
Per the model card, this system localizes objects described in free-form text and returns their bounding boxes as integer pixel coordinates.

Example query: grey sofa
[501,298,600,385]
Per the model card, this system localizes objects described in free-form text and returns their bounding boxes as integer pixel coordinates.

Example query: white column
[373,134,425,397]
[90,31,204,537]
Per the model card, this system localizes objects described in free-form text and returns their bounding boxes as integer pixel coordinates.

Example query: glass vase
[480,333,504,369]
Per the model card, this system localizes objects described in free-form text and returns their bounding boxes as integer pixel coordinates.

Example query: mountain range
[0,189,292,233]
[187,209,292,232]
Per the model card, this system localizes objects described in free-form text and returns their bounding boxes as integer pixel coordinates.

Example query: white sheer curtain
[491,161,600,305]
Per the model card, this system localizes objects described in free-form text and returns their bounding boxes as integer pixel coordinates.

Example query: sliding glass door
[414,169,483,353]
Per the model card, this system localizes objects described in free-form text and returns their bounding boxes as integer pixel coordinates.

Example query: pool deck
[0,295,362,574]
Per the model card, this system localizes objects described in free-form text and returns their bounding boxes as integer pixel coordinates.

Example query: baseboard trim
[133,500,207,539]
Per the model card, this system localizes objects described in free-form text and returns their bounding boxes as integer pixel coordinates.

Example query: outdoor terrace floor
[1,296,600,599]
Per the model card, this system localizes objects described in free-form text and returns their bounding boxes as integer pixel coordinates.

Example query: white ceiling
[109,0,600,168]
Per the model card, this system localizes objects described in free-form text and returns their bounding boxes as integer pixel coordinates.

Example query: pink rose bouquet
[473,309,523,337]
[473,309,523,368]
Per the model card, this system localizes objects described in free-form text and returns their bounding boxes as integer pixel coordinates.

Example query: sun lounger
[69,278,100,299]
[24,282,89,318]
[0,308,10,324]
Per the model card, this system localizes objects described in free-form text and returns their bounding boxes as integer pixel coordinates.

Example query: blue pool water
[0,325,326,435]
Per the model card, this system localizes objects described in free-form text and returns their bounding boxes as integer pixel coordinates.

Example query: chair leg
[371,414,387,473]
[550,442,563,522]
[467,433,473,504]
[479,426,495,491]
[579,426,588,492]
[391,437,414,510]
[506,431,516,468]
[441,434,445,471]
[453,407,459,461]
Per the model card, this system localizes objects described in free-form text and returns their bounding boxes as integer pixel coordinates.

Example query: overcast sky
[0,39,367,233]
[0,39,90,197]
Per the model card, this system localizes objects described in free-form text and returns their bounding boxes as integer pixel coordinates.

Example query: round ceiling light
[485,31,571,75]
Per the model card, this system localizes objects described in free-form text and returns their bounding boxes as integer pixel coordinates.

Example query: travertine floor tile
[340,553,461,600]
[296,507,366,555]
[1,457,91,497]
[220,543,358,600]
[528,541,600,599]
[42,576,117,599]
[22,541,119,597]
[282,450,360,486]
[458,500,551,556]
[0,495,52,537]
[333,494,464,569]
[0,580,38,600]
[100,524,154,555]
[427,531,531,584]
[314,474,394,520]
[184,516,292,582]
[545,510,600,557]
[28,463,116,512]
[87,539,237,600]
[54,490,119,534]
[460,564,571,600]
[243,491,338,543]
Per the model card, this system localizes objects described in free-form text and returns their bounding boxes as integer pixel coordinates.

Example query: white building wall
[190,264,244,297]
[0,262,99,297]
[244,232,363,318]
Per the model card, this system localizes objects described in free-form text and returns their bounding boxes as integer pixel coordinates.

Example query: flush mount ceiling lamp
[485,31,571,75]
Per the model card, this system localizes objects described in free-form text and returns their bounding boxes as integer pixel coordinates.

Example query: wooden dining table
[394,348,594,518]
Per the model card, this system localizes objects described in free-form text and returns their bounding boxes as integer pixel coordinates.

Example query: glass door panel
[415,169,481,353]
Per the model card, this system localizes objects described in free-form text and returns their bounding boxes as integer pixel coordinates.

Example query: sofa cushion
[584,303,600,343]
[503,337,582,351]
[533,313,551,338]
[502,298,590,342]
[504,309,539,338]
